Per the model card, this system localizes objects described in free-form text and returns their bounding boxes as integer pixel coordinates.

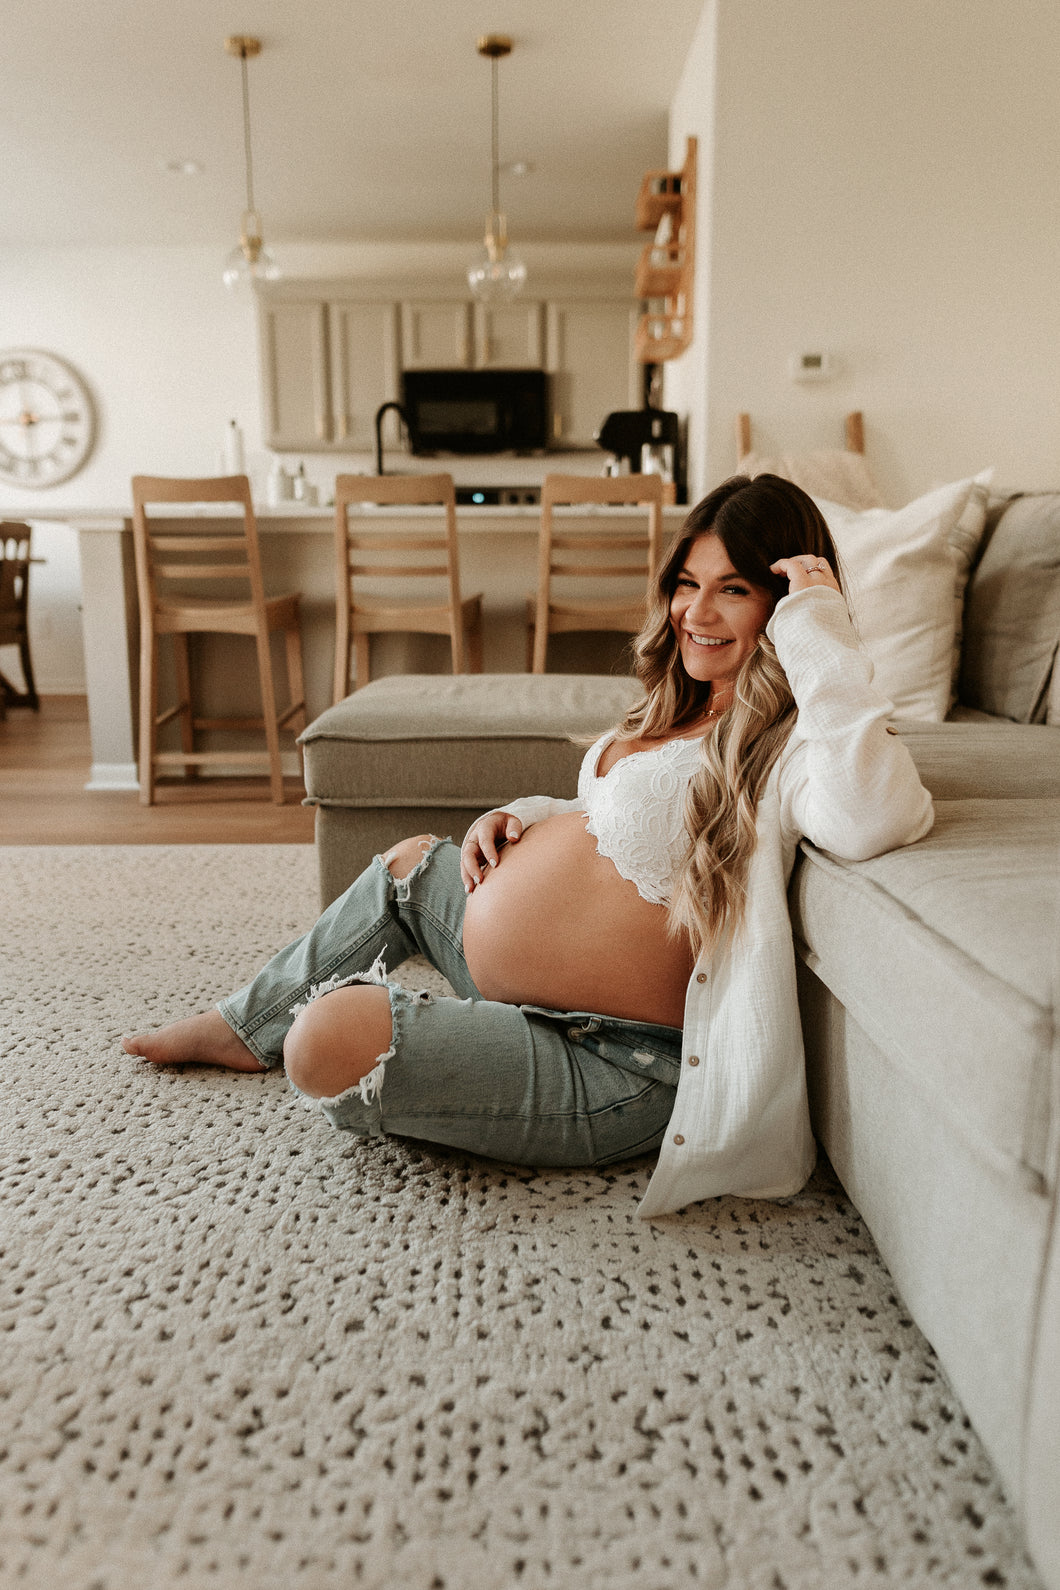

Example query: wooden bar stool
[131,475,306,805]
[528,473,665,672]
[0,522,40,711]
[332,472,483,699]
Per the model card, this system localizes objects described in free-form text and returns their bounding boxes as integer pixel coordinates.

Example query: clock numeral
[0,360,28,383]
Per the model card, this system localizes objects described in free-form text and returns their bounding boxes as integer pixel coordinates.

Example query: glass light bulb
[467,247,527,302]
[223,240,281,291]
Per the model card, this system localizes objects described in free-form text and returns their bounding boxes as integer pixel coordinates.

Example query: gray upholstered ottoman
[301,673,642,906]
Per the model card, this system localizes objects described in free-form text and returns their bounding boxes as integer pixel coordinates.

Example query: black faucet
[374,401,408,476]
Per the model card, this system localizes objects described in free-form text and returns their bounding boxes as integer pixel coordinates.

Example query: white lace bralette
[578,732,704,906]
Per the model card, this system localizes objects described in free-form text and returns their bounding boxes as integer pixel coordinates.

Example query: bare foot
[122,1009,266,1072]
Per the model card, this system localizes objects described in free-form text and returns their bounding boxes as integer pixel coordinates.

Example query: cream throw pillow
[813,476,990,721]
[739,448,884,511]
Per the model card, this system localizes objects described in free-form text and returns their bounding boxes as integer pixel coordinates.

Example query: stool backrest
[130,475,267,619]
[531,474,665,671]
[333,472,462,616]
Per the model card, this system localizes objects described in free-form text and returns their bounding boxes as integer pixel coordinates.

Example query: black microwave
[401,368,549,455]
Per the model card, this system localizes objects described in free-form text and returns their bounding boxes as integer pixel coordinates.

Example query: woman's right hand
[461,811,523,891]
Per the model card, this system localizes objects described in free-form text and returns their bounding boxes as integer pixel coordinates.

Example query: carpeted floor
[0,845,1043,1590]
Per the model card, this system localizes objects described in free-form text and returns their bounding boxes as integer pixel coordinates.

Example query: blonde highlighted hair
[615,474,843,954]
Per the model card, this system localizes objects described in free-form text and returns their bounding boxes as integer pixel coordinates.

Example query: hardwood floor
[0,696,316,844]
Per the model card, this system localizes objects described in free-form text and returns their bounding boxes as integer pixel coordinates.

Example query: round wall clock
[0,348,96,488]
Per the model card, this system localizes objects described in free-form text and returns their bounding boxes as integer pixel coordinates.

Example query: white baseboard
[86,763,139,791]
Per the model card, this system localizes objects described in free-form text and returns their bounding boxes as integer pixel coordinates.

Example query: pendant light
[222,35,280,290]
[467,35,527,302]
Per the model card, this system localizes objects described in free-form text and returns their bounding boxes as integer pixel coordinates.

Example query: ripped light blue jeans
[219,837,682,1167]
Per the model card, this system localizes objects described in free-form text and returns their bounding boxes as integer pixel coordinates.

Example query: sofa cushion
[959,492,1060,722]
[894,719,1060,798]
[790,797,1058,1182]
[813,476,988,722]
[301,673,642,808]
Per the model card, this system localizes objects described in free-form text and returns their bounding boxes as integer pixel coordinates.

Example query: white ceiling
[1,0,705,249]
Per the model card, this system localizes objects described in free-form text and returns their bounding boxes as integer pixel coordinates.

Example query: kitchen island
[40,502,686,790]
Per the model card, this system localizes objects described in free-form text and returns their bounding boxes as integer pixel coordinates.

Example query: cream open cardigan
[490,586,935,1217]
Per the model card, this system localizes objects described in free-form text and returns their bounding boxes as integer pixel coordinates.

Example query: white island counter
[37,502,686,790]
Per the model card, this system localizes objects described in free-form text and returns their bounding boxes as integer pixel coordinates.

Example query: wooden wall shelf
[634,136,697,364]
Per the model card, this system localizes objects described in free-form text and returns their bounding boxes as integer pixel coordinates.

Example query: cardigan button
[687,1055,700,1066]
[696,972,707,984]
[673,1134,685,1145]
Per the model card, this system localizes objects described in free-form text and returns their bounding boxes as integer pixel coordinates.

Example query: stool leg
[353,631,371,690]
[465,600,484,673]
[284,617,307,789]
[333,606,351,705]
[531,603,549,673]
[254,627,286,805]
[138,628,158,805]
[284,618,307,734]
[172,632,197,779]
[17,631,39,710]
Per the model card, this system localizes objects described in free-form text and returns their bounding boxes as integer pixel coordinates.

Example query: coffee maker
[594,408,681,497]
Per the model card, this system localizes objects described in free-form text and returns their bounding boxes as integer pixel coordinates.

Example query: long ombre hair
[615,474,843,954]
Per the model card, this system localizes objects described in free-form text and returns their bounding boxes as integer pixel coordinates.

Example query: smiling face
[668,532,776,698]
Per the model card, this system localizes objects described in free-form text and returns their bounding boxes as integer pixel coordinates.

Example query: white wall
[663,0,717,508]
[0,240,635,691]
[666,0,1060,506]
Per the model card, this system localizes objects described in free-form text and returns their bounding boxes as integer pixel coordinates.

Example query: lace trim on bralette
[579,734,704,906]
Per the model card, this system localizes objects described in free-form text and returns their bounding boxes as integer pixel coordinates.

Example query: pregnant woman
[124,474,932,1216]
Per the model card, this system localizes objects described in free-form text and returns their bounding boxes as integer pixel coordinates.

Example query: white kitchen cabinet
[400,301,473,369]
[328,300,400,448]
[472,302,545,368]
[259,285,638,454]
[259,297,398,450]
[260,299,331,450]
[545,300,640,447]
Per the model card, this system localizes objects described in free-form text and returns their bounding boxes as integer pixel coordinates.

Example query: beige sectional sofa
[300,488,1060,1589]
[791,491,1060,1590]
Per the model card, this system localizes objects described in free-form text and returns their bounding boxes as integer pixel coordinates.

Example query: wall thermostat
[788,351,835,382]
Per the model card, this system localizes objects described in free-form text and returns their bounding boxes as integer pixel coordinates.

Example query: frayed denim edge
[287,959,433,1119]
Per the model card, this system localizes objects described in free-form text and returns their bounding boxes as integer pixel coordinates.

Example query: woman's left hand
[770,555,841,595]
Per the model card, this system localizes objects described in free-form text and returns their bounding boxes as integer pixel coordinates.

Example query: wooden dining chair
[0,522,40,711]
[528,473,665,673]
[332,473,483,699]
[131,475,306,805]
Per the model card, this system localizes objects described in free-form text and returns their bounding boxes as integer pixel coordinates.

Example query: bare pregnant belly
[461,811,692,1027]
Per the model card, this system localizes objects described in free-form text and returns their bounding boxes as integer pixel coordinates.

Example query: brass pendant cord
[239,51,256,216]
[489,56,501,222]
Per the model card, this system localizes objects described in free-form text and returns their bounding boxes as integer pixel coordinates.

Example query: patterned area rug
[0,845,1043,1590]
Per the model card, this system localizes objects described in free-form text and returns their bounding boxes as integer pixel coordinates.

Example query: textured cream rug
[0,845,1043,1590]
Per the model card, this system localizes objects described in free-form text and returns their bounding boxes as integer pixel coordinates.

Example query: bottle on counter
[266,456,292,505]
[292,461,308,502]
[223,418,245,475]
